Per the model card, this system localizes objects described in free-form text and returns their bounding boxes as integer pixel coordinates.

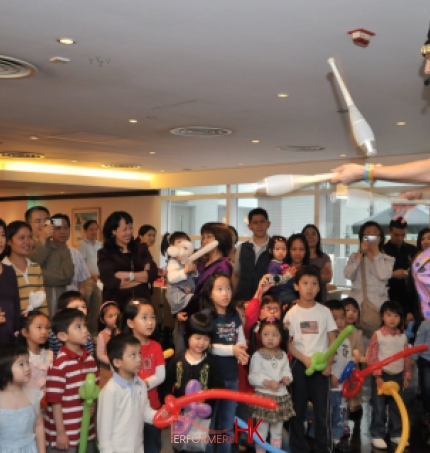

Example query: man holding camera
[383,218,417,322]
[25,206,74,317]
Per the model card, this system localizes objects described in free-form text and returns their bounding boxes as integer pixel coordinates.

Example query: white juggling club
[255,173,336,196]
[328,57,376,157]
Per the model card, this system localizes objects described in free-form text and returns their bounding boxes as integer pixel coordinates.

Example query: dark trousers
[289,359,332,453]
[418,357,430,416]
[144,422,161,453]
[370,371,403,439]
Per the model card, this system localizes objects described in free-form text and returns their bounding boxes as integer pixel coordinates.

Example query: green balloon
[78,373,100,453]
[305,325,354,376]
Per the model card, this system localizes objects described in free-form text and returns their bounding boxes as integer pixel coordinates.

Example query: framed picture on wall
[71,208,101,246]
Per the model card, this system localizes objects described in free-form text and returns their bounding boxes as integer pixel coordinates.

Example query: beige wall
[0,194,162,263]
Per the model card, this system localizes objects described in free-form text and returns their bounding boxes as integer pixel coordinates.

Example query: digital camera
[363,235,378,242]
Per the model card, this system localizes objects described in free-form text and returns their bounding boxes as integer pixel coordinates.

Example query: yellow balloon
[378,381,409,453]
[163,348,174,359]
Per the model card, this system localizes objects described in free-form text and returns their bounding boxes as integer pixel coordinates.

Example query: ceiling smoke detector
[276,145,326,151]
[0,151,45,159]
[170,126,232,137]
[0,55,37,79]
[101,163,141,169]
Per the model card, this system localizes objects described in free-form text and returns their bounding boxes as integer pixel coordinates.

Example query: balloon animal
[172,380,212,436]
[78,373,100,453]
[154,389,277,429]
[306,325,354,376]
[342,345,427,399]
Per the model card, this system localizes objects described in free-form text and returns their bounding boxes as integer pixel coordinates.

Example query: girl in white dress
[248,317,295,453]
[0,343,45,453]
[19,310,52,391]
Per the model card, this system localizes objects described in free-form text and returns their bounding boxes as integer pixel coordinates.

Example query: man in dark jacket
[383,218,417,321]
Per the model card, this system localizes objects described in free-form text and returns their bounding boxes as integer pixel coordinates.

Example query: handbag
[359,256,381,337]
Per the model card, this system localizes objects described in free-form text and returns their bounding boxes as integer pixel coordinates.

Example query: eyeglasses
[262,306,279,313]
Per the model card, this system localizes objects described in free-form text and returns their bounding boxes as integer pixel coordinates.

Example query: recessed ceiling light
[251,140,260,144]
[129,119,138,123]
[160,170,165,172]
[277,93,289,98]
[57,38,76,45]
[29,136,39,140]
[149,151,156,155]
[397,121,406,126]
[340,154,346,157]
[238,163,244,166]
[71,160,78,163]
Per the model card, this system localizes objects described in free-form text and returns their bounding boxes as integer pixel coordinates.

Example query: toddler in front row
[248,318,295,453]
[367,301,411,450]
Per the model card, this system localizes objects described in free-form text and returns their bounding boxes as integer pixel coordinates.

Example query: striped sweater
[45,346,99,448]
[2,257,48,315]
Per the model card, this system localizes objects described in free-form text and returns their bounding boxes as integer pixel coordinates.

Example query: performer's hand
[330,164,365,184]
[392,190,424,219]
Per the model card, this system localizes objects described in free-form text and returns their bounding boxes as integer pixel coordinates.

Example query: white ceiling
[1,0,430,195]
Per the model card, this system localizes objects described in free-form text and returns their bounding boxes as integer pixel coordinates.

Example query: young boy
[283,266,337,453]
[234,208,271,300]
[45,308,99,452]
[326,300,352,453]
[48,290,94,357]
[97,334,155,453]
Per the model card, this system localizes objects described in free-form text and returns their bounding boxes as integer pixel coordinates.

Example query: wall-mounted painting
[71,208,101,246]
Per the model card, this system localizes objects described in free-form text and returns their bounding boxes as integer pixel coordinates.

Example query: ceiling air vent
[276,145,326,152]
[0,55,37,79]
[101,163,141,169]
[170,126,232,137]
[0,151,44,159]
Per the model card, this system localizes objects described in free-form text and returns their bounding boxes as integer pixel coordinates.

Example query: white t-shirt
[331,336,351,390]
[283,303,337,357]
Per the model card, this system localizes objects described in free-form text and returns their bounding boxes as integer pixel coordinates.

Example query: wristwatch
[129,271,135,281]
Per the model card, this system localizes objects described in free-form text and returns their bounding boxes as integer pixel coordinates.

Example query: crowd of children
[1,207,430,453]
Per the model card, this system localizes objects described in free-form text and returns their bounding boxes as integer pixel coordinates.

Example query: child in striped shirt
[45,308,99,452]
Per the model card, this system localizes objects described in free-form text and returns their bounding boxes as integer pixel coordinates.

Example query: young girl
[96,301,120,388]
[282,233,311,307]
[200,273,248,453]
[163,313,224,452]
[19,310,52,391]
[266,236,292,306]
[0,343,45,453]
[367,301,412,450]
[342,297,365,428]
[248,318,295,453]
[122,298,165,453]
